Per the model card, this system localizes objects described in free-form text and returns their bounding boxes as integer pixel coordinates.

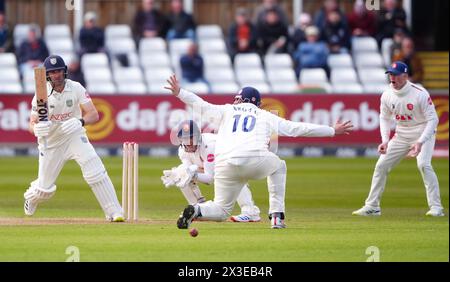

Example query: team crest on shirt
[66,99,73,107]
[207,154,214,162]
[407,103,413,110]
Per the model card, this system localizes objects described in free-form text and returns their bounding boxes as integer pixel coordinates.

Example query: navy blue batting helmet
[43,55,67,81]
[177,120,202,147]
[235,87,261,107]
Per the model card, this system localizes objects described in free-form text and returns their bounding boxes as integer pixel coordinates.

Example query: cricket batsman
[24,55,124,222]
[161,119,261,222]
[353,61,445,217]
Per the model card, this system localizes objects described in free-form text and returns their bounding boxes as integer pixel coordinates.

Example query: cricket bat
[34,67,48,122]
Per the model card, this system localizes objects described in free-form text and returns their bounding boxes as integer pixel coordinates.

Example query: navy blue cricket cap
[236,86,261,107]
[385,61,408,76]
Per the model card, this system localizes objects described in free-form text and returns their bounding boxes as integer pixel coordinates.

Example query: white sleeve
[196,142,215,185]
[418,93,439,144]
[379,118,391,144]
[30,95,38,117]
[178,147,192,166]
[178,89,226,119]
[271,113,335,137]
[379,93,393,120]
[74,82,91,105]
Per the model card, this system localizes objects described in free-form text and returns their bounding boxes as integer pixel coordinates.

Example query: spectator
[390,28,407,59]
[256,8,289,54]
[133,0,169,41]
[290,13,312,52]
[166,0,196,41]
[254,0,289,27]
[392,37,424,83]
[314,0,348,32]
[347,0,377,37]
[180,43,209,88]
[228,8,258,59]
[17,25,49,76]
[0,11,13,53]
[67,59,86,87]
[293,26,329,77]
[79,11,105,55]
[0,0,4,13]
[321,11,351,54]
[376,0,408,44]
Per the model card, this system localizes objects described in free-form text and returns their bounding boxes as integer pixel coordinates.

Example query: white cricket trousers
[365,134,443,210]
[35,133,122,217]
[198,152,287,221]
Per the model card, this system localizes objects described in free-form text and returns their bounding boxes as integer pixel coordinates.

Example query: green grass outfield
[0,157,448,262]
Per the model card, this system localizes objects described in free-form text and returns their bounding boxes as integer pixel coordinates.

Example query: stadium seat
[148,82,170,94]
[331,68,358,84]
[87,82,116,94]
[44,24,71,40]
[354,53,384,68]
[332,83,364,94]
[270,82,300,94]
[0,83,23,94]
[363,83,387,94]
[198,39,227,54]
[299,68,328,84]
[267,69,297,84]
[0,68,20,83]
[352,36,378,53]
[113,67,144,83]
[182,82,210,94]
[84,67,113,84]
[234,53,262,69]
[358,68,387,84]
[47,38,74,54]
[139,38,167,55]
[0,53,18,67]
[144,67,174,83]
[116,82,148,94]
[105,25,132,40]
[210,82,240,94]
[197,25,223,39]
[140,52,171,68]
[203,53,233,68]
[205,68,236,83]
[81,53,109,69]
[169,39,194,56]
[23,81,35,93]
[58,52,76,65]
[328,53,353,68]
[264,54,293,69]
[235,68,266,84]
[106,38,136,55]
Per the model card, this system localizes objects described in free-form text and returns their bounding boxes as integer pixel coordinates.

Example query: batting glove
[61,118,83,135]
[33,121,52,138]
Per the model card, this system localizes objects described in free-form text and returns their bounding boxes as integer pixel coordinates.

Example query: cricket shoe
[425,209,445,217]
[230,214,261,222]
[24,200,38,216]
[177,205,197,229]
[269,212,286,229]
[352,206,381,216]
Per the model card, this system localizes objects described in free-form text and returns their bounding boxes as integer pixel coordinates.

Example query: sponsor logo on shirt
[395,114,413,121]
[49,112,73,121]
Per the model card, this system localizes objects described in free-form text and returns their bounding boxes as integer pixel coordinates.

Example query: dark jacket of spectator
[254,2,289,27]
[347,9,377,37]
[79,26,104,54]
[133,9,169,39]
[180,54,204,82]
[321,12,351,53]
[256,9,289,54]
[167,11,196,37]
[228,22,258,56]
[17,38,49,65]
[0,11,13,52]
[376,4,408,43]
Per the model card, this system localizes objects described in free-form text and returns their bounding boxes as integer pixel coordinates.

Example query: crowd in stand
[0,0,426,94]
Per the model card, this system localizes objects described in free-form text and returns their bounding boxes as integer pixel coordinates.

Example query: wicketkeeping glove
[33,121,52,138]
[61,118,83,135]
[161,169,177,188]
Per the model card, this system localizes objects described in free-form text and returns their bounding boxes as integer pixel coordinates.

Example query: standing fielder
[353,61,445,217]
[165,75,353,229]
[161,120,261,222]
[24,55,124,222]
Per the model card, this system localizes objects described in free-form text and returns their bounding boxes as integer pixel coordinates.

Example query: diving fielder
[161,120,261,222]
[353,61,445,217]
[24,55,124,222]
[165,75,353,229]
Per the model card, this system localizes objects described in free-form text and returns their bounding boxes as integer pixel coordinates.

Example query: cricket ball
[189,228,199,237]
